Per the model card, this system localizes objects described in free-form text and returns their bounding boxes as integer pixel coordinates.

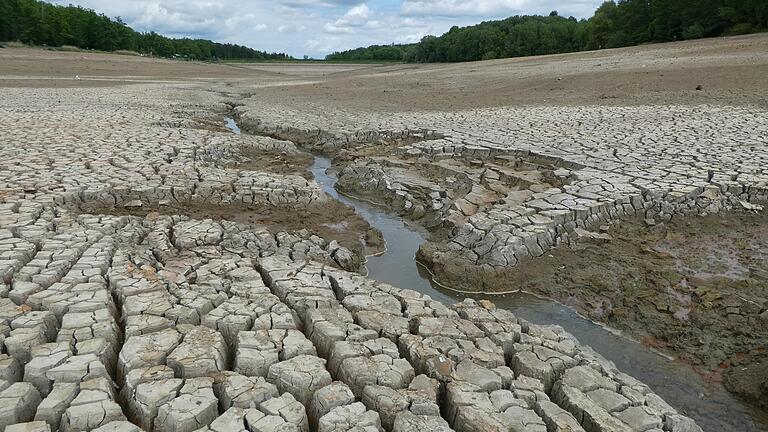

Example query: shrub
[682,23,705,40]
[728,23,754,35]
[481,51,498,60]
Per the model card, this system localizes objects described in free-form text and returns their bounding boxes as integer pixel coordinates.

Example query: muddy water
[309,155,768,432]
[224,117,764,431]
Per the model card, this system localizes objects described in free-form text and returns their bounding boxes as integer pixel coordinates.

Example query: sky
[49,0,604,58]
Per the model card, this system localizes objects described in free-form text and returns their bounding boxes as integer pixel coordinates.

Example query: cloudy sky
[49,0,603,58]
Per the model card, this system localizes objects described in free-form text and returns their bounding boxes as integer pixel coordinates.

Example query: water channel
[227,118,766,431]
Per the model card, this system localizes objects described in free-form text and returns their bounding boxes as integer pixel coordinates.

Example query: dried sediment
[0,201,703,432]
[322,105,768,281]
[233,91,768,425]
[1,85,387,273]
[234,101,440,154]
[238,97,768,282]
[0,82,702,431]
[335,151,574,234]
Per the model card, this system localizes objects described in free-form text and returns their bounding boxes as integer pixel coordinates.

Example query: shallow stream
[225,117,766,431]
[311,155,767,432]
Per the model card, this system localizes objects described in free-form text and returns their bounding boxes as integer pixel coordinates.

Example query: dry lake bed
[0,34,767,431]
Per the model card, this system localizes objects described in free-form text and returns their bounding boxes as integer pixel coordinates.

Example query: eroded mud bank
[429,210,766,375]
[311,155,768,431]
[286,116,768,428]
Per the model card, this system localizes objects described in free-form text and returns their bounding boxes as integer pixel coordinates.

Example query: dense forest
[326,0,767,62]
[319,43,415,62]
[0,0,290,60]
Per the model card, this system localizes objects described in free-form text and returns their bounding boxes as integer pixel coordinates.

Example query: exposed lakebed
[224,117,767,431]
[311,155,768,432]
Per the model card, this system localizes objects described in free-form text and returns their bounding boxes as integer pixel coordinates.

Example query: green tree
[0,0,289,60]
[683,23,705,39]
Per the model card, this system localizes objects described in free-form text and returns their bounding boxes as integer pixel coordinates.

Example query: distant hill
[0,0,291,61]
[326,0,767,62]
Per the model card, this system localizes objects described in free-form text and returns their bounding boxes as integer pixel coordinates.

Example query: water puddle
[224,117,241,134]
[225,117,765,431]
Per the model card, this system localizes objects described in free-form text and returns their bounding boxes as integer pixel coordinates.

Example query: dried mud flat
[246,33,768,111]
[77,199,383,261]
[0,36,766,432]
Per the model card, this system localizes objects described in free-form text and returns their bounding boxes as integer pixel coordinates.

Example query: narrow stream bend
[310,155,767,432]
[224,117,766,431]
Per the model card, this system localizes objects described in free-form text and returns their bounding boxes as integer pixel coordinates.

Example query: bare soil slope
[3,34,767,105]
[0,46,288,86]
[250,33,768,110]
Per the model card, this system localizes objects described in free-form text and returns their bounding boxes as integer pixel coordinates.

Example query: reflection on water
[310,155,768,432]
[224,117,241,134]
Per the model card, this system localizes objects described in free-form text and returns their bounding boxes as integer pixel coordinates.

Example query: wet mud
[421,210,768,416]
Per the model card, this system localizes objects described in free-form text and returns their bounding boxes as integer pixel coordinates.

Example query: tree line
[326,0,767,62]
[0,0,290,60]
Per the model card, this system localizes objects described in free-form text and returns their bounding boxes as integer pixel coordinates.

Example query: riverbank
[227,75,768,428]
[421,209,768,411]
[309,149,767,432]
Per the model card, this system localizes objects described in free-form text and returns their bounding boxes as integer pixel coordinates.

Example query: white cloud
[48,0,603,58]
[401,0,597,17]
[224,14,268,32]
[324,4,372,33]
[279,24,308,33]
[402,0,524,16]
[133,2,222,34]
[344,4,371,23]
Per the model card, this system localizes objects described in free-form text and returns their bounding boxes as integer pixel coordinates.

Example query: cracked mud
[1,37,767,432]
